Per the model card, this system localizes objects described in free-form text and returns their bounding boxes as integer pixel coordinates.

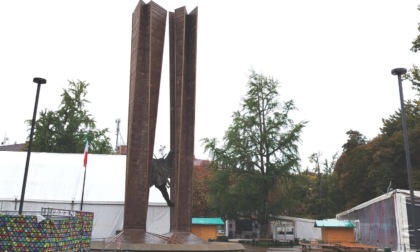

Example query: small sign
[41,207,76,217]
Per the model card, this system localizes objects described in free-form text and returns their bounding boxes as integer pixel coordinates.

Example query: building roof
[192,217,224,225]
[314,219,355,228]
[0,143,26,151]
[336,189,420,218]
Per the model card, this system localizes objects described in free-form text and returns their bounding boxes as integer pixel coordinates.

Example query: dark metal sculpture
[151,151,174,207]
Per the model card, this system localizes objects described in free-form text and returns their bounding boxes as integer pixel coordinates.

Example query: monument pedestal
[90,230,245,251]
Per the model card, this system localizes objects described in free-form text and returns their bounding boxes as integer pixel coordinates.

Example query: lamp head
[391,68,407,76]
[33,77,47,84]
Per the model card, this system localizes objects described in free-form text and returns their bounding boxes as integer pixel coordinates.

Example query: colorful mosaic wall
[0,211,93,251]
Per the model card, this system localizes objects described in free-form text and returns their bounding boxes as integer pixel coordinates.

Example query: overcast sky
[0,0,419,170]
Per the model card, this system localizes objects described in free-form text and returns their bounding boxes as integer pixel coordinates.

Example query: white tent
[336,189,420,251]
[0,151,170,239]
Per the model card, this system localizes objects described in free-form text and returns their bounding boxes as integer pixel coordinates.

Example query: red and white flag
[83,134,89,168]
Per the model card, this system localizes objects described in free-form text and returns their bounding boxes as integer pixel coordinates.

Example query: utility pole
[115,118,121,151]
[391,68,419,249]
[19,77,46,214]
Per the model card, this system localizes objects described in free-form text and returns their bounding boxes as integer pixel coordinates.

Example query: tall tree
[407,5,420,95]
[332,4,420,210]
[290,152,344,219]
[334,130,378,207]
[342,130,367,152]
[192,160,212,217]
[27,80,113,154]
[202,69,306,238]
[335,104,420,208]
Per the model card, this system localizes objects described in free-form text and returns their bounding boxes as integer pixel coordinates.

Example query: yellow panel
[191,225,217,241]
[322,228,355,243]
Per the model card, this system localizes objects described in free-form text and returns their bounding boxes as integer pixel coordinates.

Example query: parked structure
[191,217,224,241]
[272,216,322,242]
[225,216,322,242]
[336,189,420,251]
[314,219,355,243]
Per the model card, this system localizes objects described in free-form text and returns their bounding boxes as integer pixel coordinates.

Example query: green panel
[315,219,355,228]
[192,217,224,225]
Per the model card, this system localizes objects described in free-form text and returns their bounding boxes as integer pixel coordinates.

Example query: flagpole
[81,132,89,211]
[80,165,87,211]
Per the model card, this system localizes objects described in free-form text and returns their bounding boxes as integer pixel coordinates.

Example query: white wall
[0,151,171,239]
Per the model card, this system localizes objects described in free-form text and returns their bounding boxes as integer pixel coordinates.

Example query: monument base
[90,230,245,251]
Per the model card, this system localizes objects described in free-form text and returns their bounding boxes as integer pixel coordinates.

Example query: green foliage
[27,80,113,154]
[289,153,344,219]
[202,69,306,235]
[329,5,420,206]
[283,172,313,216]
[405,65,420,93]
[335,143,376,208]
[407,6,420,97]
[411,5,420,53]
[381,100,420,136]
[342,130,367,152]
[334,98,420,209]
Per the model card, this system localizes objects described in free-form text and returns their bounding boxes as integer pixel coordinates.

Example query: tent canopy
[0,151,165,204]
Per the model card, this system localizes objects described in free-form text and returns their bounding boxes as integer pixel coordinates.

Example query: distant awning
[192,218,224,225]
[315,220,355,228]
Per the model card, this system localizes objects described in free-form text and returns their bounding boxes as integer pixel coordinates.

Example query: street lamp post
[391,68,419,249]
[19,77,47,215]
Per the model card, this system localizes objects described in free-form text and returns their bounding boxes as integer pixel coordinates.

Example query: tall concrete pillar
[124,0,166,237]
[169,6,198,233]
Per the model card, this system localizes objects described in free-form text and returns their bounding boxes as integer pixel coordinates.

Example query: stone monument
[121,1,244,250]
